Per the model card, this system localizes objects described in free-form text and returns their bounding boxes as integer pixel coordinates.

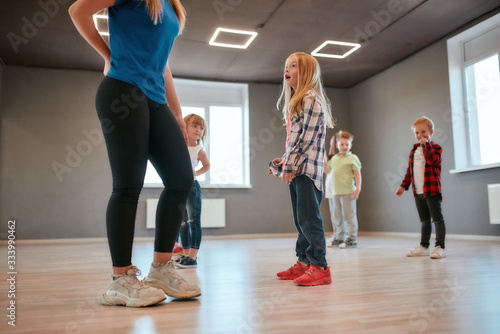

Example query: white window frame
[144,78,251,188]
[447,12,500,173]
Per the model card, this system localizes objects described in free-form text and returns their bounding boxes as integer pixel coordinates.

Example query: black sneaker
[327,239,343,248]
[176,256,197,269]
[339,238,357,249]
[174,254,189,265]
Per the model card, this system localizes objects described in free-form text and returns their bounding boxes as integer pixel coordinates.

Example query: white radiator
[488,184,500,224]
[146,198,226,229]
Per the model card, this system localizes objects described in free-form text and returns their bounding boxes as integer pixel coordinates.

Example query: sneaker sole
[100,292,166,307]
[176,264,197,269]
[145,279,201,299]
[406,253,429,257]
[277,274,302,280]
[294,277,332,286]
[430,255,445,259]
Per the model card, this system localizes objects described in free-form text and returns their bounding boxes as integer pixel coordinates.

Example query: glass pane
[144,106,206,185]
[209,106,243,185]
[466,54,500,165]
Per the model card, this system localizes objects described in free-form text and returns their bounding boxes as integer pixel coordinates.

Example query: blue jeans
[180,180,202,249]
[289,175,328,268]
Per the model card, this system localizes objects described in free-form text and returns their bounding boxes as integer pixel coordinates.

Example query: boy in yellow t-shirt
[326,131,362,248]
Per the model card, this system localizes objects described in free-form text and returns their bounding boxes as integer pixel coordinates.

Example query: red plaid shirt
[400,142,442,199]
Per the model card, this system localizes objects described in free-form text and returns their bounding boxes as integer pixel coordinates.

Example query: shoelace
[111,265,141,278]
[305,266,322,276]
[431,247,442,254]
[166,260,186,281]
[113,266,149,288]
[175,254,189,263]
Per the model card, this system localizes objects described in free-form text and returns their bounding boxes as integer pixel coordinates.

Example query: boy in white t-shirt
[396,117,446,259]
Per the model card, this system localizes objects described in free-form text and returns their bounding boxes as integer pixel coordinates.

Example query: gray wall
[349,40,500,236]
[2,36,500,240]
[1,67,111,239]
[0,66,349,239]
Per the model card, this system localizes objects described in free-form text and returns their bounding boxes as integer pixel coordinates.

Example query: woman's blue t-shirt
[107,0,180,104]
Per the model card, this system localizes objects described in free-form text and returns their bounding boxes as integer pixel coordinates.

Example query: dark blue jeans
[414,194,446,249]
[289,175,328,268]
[180,180,202,249]
[96,76,193,267]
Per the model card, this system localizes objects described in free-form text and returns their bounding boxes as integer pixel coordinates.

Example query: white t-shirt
[413,146,425,194]
[188,144,202,171]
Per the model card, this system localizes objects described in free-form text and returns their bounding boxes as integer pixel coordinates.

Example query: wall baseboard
[359,231,500,241]
[2,231,499,246]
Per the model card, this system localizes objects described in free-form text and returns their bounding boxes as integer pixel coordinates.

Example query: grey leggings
[96,76,193,267]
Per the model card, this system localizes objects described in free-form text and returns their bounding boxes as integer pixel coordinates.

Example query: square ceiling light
[93,9,109,36]
[209,28,258,49]
[311,40,361,59]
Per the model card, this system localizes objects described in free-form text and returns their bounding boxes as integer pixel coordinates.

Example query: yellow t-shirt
[327,152,361,195]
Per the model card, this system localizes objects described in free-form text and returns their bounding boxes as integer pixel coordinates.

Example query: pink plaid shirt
[269,90,326,191]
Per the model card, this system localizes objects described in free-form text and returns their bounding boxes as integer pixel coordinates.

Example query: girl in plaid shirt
[396,117,446,259]
[269,52,335,286]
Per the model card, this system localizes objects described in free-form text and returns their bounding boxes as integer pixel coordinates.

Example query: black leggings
[95,76,193,267]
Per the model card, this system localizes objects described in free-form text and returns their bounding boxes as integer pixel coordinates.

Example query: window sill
[450,162,500,174]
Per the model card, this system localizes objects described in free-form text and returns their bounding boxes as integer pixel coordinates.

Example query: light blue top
[107,0,180,104]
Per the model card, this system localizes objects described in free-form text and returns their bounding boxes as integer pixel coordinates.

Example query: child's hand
[272,158,283,166]
[395,186,405,197]
[282,172,295,184]
[419,135,429,146]
[350,189,360,200]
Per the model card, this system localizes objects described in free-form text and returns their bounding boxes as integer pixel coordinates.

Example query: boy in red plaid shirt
[395,117,446,259]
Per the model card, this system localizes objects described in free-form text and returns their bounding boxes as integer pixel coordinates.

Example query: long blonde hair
[144,0,186,32]
[277,52,334,128]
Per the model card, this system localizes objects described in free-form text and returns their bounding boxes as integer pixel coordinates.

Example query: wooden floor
[1,234,500,334]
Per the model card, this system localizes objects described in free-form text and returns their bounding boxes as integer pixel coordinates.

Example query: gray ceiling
[1,0,500,88]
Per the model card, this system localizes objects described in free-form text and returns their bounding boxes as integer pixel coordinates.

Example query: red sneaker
[172,245,183,254]
[277,261,310,280]
[293,265,332,286]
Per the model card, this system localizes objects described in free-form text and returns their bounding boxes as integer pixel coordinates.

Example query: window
[447,13,500,173]
[464,54,500,165]
[144,79,250,187]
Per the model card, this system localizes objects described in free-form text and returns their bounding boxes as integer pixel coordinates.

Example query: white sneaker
[430,246,446,259]
[100,266,166,307]
[145,260,201,299]
[406,245,429,257]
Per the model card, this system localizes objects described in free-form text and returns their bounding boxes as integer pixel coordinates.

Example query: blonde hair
[277,52,334,128]
[412,117,434,131]
[335,130,354,142]
[184,114,207,144]
[144,0,186,32]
